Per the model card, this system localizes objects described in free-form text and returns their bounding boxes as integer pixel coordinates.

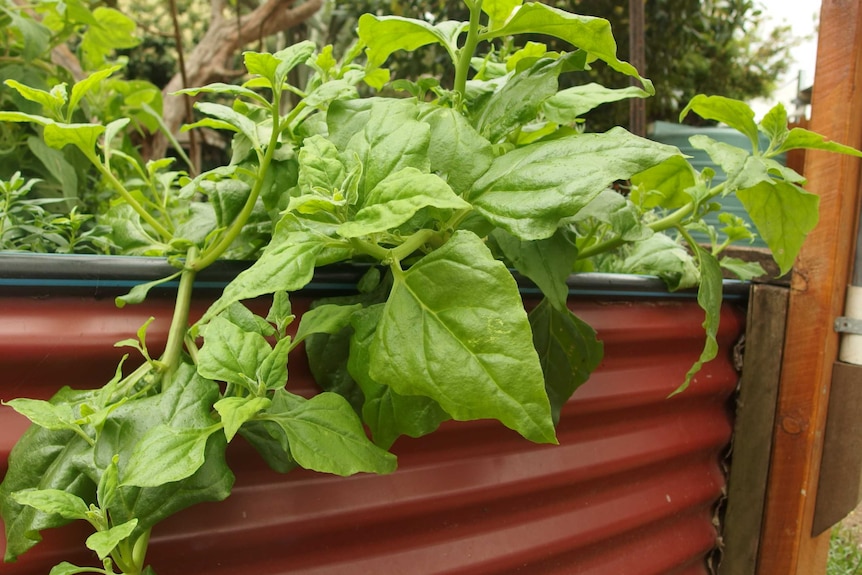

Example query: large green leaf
[1,389,98,562]
[778,127,862,157]
[198,315,273,388]
[80,7,139,68]
[542,83,649,125]
[421,106,495,196]
[261,389,397,475]
[621,234,699,291]
[344,100,430,198]
[481,0,522,29]
[95,366,234,539]
[492,227,578,311]
[472,56,572,143]
[529,298,603,425]
[680,95,759,150]
[737,180,819,276]
[630,155,696,209]
[370,230,557,443]
[469,128,679,240]
[338,168,469,238]
[298,134,347,195]
[201,214,339,322]
[357,14,460,69]
[43,123,104,162]
[572,188,652,242]
[348,305,449,449]
[481,3,653,92]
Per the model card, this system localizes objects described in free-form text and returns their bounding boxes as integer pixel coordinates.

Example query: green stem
[391,228,438,261]
[158,247,198,384]
[192,104,282,271]
[454,0,483,98]
[96,164,173,242]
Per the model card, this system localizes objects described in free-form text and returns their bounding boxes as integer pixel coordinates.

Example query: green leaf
[201,214,334,322]
[680,95,759,150]
[121,425,219,487]
[737,180,819,276]
[349,305,449,449]
[621,234,699,291]
[0,109,53,127]
[492,227,578,310]
[293,303,363,348]
[573,188,652,242]
[198,177,252,228]
[198,315,273,388]
[689,135,774,192]
[1,388,98,561]
[258,337,292,391]
[3,79,66,118]
[630,155,697,209]
[529,298,603,425]
[542,83,649,125]
[671,246,722,396]
[3,398,78,431]
[371,230,557,443]
[27,136,78,201]
[298,134,347,194]
[244,42,315,90]
[10,489,89,521]
[215,396,272,441]
[43,123,104,161]
[482,0,522,29]
[194,102,259,150]
[80,7,139,68]
[473,55,572,143]
[470,128,679,240]
[778,127,862,157]
[238,420,298,473]
[94,365,234,538]
[6,11,50,62]
[266,291,296,339]
[421,106,494,195]
[49,562,86,575]
[720,256,766,281]
[262,390,397,475]
[85,519,138,560]
[176,82,268,106]
[115,271,181,308]
[338,168,469,237]
[481,3,653,92]
[759,102,789,145]
[68,65,122,117]
[357,14,458,69]
[344,99,430,198]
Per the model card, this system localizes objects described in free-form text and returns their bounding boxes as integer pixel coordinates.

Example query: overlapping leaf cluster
[2,1,861,573]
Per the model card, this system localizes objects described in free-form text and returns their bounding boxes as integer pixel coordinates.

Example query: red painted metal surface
[0,289,745,574]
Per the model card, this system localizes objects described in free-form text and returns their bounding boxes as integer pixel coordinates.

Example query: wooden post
[757,1,862,574]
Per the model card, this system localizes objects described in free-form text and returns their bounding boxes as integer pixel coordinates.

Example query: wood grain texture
[719,284,789,575]
[757,1,862,573]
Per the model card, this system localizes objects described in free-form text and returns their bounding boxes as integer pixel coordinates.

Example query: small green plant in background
[1,1,862,573]
[829,526,862,575]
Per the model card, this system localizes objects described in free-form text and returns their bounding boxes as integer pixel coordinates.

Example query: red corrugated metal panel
[0,291,745,574]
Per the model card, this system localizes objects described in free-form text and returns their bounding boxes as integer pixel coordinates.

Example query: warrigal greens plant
[2,1,862,573]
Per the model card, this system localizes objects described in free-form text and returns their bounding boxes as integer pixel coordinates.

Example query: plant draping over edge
[2,1,862,573]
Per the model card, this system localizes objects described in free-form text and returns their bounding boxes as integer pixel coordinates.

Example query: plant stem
[97,164,173,242]
[192,103,283,271]
[158,247,198,384]
[454,0,483,99]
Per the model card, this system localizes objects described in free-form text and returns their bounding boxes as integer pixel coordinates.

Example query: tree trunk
[147,0,324,161]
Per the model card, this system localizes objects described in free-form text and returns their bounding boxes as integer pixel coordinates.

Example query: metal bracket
[835,316,862,335]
